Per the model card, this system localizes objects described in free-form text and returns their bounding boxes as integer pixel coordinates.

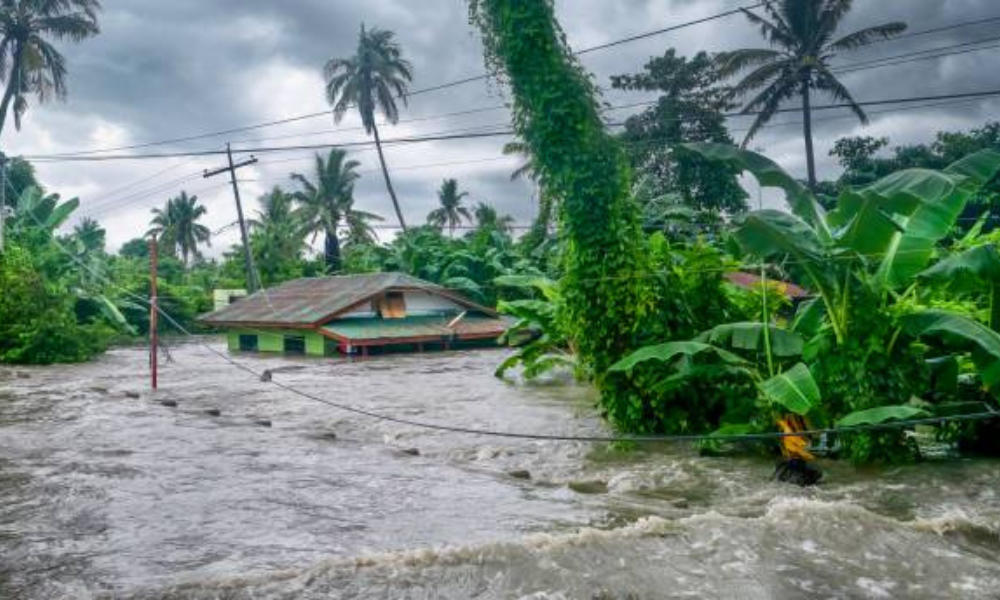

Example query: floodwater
[1,341,999,599]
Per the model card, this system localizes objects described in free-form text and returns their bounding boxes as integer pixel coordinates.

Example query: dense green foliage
[611,49,748,220]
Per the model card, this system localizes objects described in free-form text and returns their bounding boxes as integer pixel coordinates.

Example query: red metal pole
[149,235,159,390]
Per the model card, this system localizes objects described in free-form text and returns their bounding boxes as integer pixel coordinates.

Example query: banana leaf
[683,142,829,239]
[758,363,820,415]
[733,211,838,306]
[609,341,747,372]
[918,244,1000,288]
[493,274,559,301]
[899,310,1000,389]
[944,149,1000,191]
[697,322,803,357]
[836,405,929,428]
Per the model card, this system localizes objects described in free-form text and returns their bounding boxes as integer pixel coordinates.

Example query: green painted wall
[305,332,325,356]
[226,329,330,357]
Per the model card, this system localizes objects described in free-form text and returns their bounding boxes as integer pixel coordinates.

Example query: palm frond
[828,22,907,52]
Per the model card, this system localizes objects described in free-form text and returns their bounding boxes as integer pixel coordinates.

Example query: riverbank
[1,342,999,598]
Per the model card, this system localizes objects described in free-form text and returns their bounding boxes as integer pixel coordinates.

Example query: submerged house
[199,273,508,357]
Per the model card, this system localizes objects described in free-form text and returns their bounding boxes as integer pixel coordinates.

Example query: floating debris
[124,391,140,399]
[159,399,178,408]
[204,408,221,417]
[254,419,272,428]
[507,469,532,480]
[400,447,420,456]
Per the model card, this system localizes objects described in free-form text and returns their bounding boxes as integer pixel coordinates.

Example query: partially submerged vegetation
[4,0,1000,466]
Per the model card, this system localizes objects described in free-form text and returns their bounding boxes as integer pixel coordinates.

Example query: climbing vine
[468,0,688,431]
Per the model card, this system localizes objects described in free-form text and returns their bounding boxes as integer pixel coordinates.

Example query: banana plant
[493,274,577,380]
[688,143,1000,433]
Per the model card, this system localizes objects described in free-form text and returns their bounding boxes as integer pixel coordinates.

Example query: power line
[23,88,1000,163]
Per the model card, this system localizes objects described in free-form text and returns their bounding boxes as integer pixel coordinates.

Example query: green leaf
[697,321,803,357]
[944,149,1000,190]
[836,405,929,428]
[918,244,1000,288]
[734,211,837,304]
[608,341,747,372]
[899,310,1000,389]
[493,274,558,300]
[758,363,820,415]
[683,142,829,239]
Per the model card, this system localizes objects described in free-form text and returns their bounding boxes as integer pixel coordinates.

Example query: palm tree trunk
[0,44,23,139]
[371,122,407,232]
[801,76,817,189]
[325,229,342,274]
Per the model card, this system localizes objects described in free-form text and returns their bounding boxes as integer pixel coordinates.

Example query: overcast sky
[3,0,999,254]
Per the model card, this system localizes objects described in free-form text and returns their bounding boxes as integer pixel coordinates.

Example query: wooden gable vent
[376,291,407,319]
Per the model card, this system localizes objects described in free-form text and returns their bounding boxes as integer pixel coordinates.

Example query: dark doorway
[238,334,258,351]
[284,335,306,354]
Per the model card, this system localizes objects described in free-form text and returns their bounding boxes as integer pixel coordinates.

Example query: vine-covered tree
[427,178,472,235]
[146,192,210,267]
[718,0,906,187]
[325,25,413,231]
[0,0,102,136]
[469,0,660,429]
[612,49,747,217]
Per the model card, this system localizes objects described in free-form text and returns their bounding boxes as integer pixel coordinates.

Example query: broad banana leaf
[608,341,747,372]
[899,310,1000,389]
[697,322,803,357]
[791,297,826,338]
[758,363,820,415]
[493,274,559,301]
[683,142,830,241]
[733,210,838,306]
[944,149,1000,191]
[441,276,484,301]
[918,244,1000,287]
[836,405,929,428]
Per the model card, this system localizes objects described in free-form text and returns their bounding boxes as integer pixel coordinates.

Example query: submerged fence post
[149,235,159,390]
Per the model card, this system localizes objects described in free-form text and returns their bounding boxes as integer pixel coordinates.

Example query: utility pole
[149,234,159,391]
[204,143,259,292]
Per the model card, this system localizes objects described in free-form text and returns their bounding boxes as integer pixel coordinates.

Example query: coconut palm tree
[473,202,514,235]
[72,216,105,254]
[249,187,308,285]
[146,191,210,266]
[426,178,472,235]
[0,0,102,137]
[291,149,378,273]
[718,0,906,187]
[324,24,413,231]
[502,141,537,183]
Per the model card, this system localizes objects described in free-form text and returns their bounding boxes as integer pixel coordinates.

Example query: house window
[284,335,306,354]
[376,291,407,319]
[238,334,258,351]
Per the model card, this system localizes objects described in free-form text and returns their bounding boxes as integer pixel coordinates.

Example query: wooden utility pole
[149,235,159,390]
[204,143,259,292]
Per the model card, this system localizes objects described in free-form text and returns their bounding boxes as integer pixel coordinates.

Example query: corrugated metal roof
[321,315,506,343]
[199,272,497,326]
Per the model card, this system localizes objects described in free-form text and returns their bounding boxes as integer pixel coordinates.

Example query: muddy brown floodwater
[1,340,999,599]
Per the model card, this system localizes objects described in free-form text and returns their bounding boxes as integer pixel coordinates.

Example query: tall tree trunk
[324,228,342,274]
[371,123,407,232]
[801,76,817,189]
[0,43,24,140]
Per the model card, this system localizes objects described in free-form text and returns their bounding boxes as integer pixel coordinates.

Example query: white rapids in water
[1,340,999,599]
